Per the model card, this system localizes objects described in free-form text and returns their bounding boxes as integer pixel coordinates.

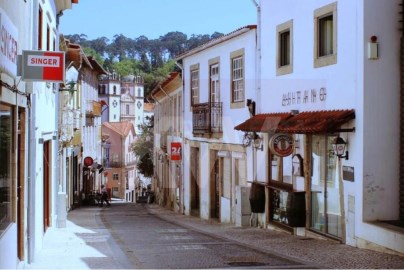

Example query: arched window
[113,85,117,95]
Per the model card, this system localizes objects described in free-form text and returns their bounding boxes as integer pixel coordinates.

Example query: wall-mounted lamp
[246,99,256,116]
[332,136,349,160]
[368,35,379,60]
[242,132,263,151]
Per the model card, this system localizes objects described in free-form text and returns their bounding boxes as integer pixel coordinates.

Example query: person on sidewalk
[100,185,110,207]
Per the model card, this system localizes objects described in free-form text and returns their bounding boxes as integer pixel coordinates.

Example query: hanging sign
[269,133,294,157]
[20,50,65,82]
[171,142,182,161]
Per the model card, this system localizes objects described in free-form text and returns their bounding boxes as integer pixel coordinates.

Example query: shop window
[314,2,337,68]
[0,103,13,235]
[311,135,342,238]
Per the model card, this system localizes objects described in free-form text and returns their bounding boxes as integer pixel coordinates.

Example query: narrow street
[98,203,313,269]
[26,201,404,269]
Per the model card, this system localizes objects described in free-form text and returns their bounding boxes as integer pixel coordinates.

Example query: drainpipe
[27,86,36,264]
[176,60,185,214]
[27,0,37,262]
[250,0,262,227]
[250,0,261,114]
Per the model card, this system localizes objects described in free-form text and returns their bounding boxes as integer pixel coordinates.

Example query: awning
[234,109,355,134]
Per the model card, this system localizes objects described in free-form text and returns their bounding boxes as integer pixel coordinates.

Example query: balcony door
[210,64,220,132]
[210,64,220,103]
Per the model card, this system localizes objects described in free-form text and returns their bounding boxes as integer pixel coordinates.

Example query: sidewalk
[24,202,404,269]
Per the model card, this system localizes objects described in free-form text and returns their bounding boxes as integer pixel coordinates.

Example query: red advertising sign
[269,133,294,157]
[171,142,182,161]
[21,50,65,82]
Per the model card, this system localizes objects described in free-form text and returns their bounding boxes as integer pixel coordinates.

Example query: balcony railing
[192,102,222,135]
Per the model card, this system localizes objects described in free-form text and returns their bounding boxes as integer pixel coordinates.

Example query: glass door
[311,135,342,238]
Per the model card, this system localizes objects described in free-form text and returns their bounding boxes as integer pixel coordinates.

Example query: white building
[176,26,257,224]
[235,0,403,255]
[150,72,183,212]
[0,0,78,268]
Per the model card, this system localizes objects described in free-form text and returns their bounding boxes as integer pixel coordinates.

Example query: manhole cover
[227,262,267,267]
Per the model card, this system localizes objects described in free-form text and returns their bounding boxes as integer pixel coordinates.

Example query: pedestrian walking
[100,184,110,207]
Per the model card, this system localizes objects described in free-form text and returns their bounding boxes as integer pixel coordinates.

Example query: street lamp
[332,136,349,160]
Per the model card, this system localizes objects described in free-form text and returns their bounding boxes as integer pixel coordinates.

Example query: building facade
[175,26,257,224]
[150,72,183,212]
[102,121,136,202]
[0,0,78,268]
[235,0,403,254]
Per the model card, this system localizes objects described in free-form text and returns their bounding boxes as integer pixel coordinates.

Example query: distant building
[102,121,137,202]
[99,74,145,134]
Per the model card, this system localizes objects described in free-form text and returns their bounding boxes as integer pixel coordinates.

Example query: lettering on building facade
[282,87,327,107]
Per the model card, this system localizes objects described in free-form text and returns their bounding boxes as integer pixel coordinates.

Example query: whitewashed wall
[260,0,402,253]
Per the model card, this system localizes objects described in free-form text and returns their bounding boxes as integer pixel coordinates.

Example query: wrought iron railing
[192,102,222,134]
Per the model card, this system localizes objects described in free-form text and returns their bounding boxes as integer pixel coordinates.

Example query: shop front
[235,109,355,239]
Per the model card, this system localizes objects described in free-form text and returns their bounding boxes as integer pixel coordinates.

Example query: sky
[59,0,258,41]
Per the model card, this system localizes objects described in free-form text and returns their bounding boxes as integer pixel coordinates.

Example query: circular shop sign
[83,156,94,167]
[269,133,294,157]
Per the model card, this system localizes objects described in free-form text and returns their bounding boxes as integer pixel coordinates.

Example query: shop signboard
[171,142,182,161]
[269,133,294,157]
[20,50,65,82]
[0,9,18,77]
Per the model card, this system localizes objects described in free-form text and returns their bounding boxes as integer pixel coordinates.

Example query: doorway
[310,135,342,238]
[210,151,220,219]
[17,108,25,260]
[43,140,51,232]
[190,147,200,216]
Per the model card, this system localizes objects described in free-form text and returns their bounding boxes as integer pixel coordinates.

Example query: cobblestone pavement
[146,204,404,269]
[24,202,404,269]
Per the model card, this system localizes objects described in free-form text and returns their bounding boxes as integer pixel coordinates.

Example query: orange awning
[234,109,355,134]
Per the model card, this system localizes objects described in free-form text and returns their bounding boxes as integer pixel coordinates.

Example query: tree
[133,116,154,177]
[83,47,104,65]
[160,31,187,59]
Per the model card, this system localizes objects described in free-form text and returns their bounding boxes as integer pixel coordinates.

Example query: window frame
[230,48,245,109]
[38,6,43,50]
[190,63,200,108]
[314,2,337,68]
[276,20,293,76]
[209,57,220,104]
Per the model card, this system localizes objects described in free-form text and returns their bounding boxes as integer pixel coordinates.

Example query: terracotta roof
[143,103,155,112]
[88,56,108,75]
[234,109,355,134]
[176,25,257,60]
[150,72,181,96]
[102,121,135,137]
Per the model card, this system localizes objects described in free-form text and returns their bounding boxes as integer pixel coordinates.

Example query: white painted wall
[260,0,402,253]
[182,30,257,144]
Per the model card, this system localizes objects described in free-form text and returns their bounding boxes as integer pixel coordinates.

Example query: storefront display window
[0,103,13,234]
[269,134,305,227]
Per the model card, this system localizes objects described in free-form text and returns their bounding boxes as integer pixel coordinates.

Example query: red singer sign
[21,50,65,82]
[171,142,182,161]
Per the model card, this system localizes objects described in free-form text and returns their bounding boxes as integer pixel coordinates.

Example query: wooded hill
[64,31,224,96]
